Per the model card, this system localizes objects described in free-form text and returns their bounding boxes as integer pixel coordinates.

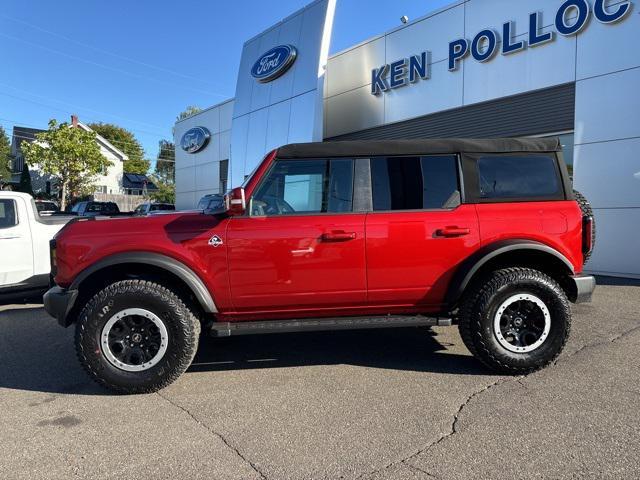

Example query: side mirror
[224,187,246,216]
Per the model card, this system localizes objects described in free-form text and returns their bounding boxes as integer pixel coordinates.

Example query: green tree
[18,162,33,195]
[0,126,12,183]
[88,122,149,174]
[150,180,175,204]
[155,140,175,184]
[23,119,111,210]
[176,106,202,122]
[150,139,175,203]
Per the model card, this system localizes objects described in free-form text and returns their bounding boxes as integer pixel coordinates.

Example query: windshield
[151,204,174,211]
[36,202,57,211]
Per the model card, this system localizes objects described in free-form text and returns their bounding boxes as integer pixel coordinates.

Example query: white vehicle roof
[0,191,36,201]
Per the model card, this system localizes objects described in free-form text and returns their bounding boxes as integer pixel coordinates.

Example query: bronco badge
[208,235,223,247]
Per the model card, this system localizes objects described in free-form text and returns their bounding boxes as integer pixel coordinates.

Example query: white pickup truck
[0,192,73,302]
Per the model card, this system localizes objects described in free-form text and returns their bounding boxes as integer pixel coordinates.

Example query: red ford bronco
[44,138,596,393]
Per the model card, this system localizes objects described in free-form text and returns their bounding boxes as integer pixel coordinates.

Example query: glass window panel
[251,159,353,216]
[371,155,459,211]
[477,155,561,199]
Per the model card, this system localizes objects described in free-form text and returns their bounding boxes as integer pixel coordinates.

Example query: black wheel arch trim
[69,251,218,313]
[447,240,575,307]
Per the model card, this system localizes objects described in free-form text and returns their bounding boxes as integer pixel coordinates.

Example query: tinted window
[207,198,223,210]
[36,202,57,212]
[251,159,354,216]
[371,156,459,211]
[86,203,104,212]
[0,199,17,229]
[477,155,561,199]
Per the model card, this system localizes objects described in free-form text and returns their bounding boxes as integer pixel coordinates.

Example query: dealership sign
[371,0,633,95]
[251,45,298,83]
[181,127,211,154]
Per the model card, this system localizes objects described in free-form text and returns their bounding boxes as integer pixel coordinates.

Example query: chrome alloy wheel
[493,294,551,353]
[101,308,168,372]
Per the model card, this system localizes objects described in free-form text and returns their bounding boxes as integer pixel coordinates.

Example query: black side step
[210,315,453,337]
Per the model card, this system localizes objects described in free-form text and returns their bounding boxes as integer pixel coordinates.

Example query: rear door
[226,157,367,314]
[365,155,480,309]
[0,197,34,287]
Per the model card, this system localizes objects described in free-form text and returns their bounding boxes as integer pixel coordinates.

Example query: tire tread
[458,267,571,374]
[75,279,201,394]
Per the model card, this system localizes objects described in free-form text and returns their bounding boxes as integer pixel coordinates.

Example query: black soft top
[276,138,561,159]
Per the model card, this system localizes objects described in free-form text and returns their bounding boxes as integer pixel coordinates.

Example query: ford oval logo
[251,45,298,83]
[180,127,211,154]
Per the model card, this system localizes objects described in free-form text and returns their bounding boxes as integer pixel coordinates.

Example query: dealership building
[174,0,639,278]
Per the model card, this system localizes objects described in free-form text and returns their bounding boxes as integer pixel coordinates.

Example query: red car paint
[53,148,585,323]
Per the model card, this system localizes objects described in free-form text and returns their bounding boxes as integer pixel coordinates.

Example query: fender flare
[446,240,575,307]
[70,251,218,313]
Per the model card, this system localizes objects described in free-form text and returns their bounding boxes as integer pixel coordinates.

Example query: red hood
[54,211,227,287]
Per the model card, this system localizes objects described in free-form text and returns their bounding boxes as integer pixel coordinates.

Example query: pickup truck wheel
[458,268,571,374]
[75,279,200,394]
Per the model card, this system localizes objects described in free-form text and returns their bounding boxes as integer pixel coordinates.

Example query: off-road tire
[75,279,201,394]
[573,189,596,263]
[458,268,571,374]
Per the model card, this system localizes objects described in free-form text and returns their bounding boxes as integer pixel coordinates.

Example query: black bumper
[570,274,596,303]
[43,286,78,327]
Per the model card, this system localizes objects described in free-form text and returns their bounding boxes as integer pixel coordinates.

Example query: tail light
[49,239,57,284]
[582,216,593,257]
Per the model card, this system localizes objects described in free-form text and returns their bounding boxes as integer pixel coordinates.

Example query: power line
[0,32,227,98]
[0,82,166,132]
[5,126,170,156]
[0,92,171,145]
[0,13,220,88]
[2,116,178,162]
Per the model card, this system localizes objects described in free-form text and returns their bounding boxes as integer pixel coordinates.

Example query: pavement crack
[553,323,640,368]
[156,392,267,480]
[410,377,514,457]
[357,376,519,479]
[402,462,441,479]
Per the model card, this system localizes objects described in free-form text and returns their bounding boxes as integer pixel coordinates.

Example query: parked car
[35,200,60,216]
[44,138,596,394]
[70,201,121,217]
[0,192,73,302]
[197,193,225,212]
[133,202,175,215]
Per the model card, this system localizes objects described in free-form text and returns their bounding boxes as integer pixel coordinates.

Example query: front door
[0,197,33,287]
[227,157,366,315]
[365,155,480,309]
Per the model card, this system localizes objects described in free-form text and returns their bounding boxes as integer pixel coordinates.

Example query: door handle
[0,234,22,240]
[321,231,356,242]
[435,227,470,238]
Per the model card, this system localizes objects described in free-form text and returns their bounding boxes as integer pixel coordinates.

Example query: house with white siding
[10,115,127,196]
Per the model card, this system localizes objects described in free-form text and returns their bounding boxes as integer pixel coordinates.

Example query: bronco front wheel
[458,268,571,374]
[75,279,200,394]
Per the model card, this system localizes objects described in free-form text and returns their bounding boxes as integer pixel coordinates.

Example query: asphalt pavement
[0,277,638,479]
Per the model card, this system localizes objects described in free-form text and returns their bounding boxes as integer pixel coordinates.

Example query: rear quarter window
[0,199,17,228]
[476,155,562,200]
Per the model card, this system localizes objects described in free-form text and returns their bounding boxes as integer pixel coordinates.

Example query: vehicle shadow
[0,306,490,395]
[189,327,489,376]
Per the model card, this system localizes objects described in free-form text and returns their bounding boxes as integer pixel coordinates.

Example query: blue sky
[0,0,451,164]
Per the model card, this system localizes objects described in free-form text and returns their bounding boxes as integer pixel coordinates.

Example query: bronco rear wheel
[458,268,571,374]
[75,279,200,394]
